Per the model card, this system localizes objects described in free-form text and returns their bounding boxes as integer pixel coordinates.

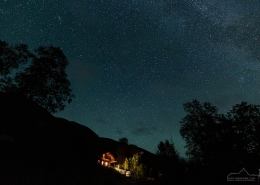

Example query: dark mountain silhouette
[0,92,158,184]
[0,92,101,184]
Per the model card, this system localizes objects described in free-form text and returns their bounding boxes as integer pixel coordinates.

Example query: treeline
[141,100,260,184]
[176,99,260,184]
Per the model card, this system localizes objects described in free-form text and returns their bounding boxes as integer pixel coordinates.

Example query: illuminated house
[99,152,117,167]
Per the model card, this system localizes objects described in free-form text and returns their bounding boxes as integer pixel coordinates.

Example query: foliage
[0,40,74,113]
[119,137,128,145]
[123,152,146,178]
[155,139,182,182]
[180,99,260,182]
[227,101,260,154]
[134,163,146,179]
[123,158,129,170]
[0,41,32,76]
[156,139,179,159]
[179,99,219,164]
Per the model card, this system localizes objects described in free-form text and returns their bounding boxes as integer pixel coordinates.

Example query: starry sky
[1,0,260,157]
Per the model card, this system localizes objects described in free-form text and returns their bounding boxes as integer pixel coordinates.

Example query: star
[1,0,260,157]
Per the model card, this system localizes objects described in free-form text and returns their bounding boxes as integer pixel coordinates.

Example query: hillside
[99,137,158,169]
[0,92,158,184]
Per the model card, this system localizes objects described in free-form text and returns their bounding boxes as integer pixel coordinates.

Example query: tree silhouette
[180,99,260,183]
[156,139,181,183]
[0,41,32,77]
[119,137,128,145]
[225,101,260,169]
[0,41,74,113]
[156,139,179,159]
[180,99,219,165]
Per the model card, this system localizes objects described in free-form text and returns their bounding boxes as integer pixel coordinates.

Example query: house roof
[101,152,116,162]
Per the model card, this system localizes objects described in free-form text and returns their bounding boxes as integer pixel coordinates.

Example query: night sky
[1,0,260,157]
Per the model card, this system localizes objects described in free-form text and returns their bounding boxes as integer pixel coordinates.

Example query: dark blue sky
[1,0,260,157]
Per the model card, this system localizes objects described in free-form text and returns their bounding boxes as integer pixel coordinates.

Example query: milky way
[1,0,260,157]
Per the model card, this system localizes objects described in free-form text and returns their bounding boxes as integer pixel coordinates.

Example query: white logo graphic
[227,168,260,182]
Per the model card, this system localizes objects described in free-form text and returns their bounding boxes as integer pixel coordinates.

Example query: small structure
[98,152,117,168]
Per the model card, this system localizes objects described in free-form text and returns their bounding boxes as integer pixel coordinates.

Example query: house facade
[98,152,117,167]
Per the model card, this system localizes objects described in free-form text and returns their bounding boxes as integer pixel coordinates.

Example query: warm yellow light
[105,162,108,166]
